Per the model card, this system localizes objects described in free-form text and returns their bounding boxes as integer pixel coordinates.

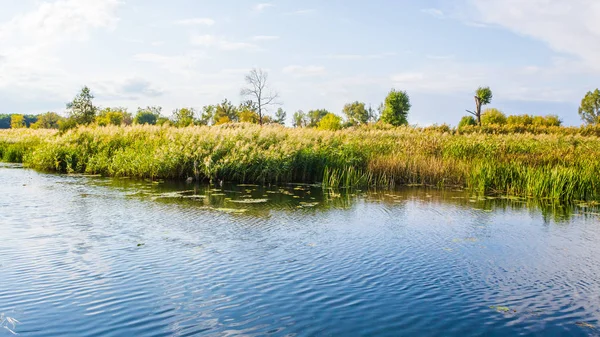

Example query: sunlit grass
[1,123,600,201]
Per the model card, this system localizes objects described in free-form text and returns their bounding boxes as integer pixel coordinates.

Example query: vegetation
[481,108,507,125]
[318,113,343,131]
[380,89,411,126]
[578,89,600,125]
[2,124,600,202]
[467,86,493,126]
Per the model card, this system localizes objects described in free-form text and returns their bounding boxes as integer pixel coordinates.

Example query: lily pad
[490,305,514,313]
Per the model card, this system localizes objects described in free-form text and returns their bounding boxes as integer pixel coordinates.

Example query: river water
[1,164,599,336]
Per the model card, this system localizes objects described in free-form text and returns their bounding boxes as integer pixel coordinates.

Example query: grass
[1,123,600,201]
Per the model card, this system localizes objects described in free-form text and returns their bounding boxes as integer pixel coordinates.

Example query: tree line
[2,69,600,130]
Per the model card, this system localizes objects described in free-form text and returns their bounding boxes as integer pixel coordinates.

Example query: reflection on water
[1,164,599,336]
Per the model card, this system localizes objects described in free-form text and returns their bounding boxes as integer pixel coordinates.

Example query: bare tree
[240,68,280,125]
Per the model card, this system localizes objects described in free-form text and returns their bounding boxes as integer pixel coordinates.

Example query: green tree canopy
[467,86,493,125]
[343,101,369,126]
[292,110,308,127]
[134,106,162,125]
[31,112,63,129]
[10,114,26,129]
[307,109,330,127]
[67,86,97,125]
[481,108,507,125]
[578,89,600,125]
[172,108,196,127]
[458,116,477,128]
[213,99,239,125]
[274,108,287,125]
[317,113,342,131]
[380,89,411,126]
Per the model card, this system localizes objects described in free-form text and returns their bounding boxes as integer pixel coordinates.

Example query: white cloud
[133,52,209,76]
[0,0,121,97]
[282,65,326,77]
[254,3,274,12]
[252,35,279,41]
[468,0,600,71]
[174,18,215,26]
[421,8,445,19]
[190,34,260,51]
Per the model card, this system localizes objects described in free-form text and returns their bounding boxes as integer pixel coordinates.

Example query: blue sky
[0,0,598,125]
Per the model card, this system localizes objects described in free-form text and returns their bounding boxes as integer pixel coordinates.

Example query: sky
[1,0,599,126]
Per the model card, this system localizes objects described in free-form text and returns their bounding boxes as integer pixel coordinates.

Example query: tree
[307,109,330,127]
[380,89,411,126]
[578,89,600,125]
[31,112,63,129]
[0,114,10,129]
[172,108,196,127]
[238,100,260,123]
[199,105,216,125]
[466,86,492,126]
[213,99,238,124]
[10,114,26,128]
[292,110,308,127]
[241,68,280,125]
[96,107,132,126]
[318,113,343,131]
[134,106,162,125]
[458,116,477,128]
[481,108,506,125]
[67,86,98,125]
[274,108,286,125]
[343,101,369,126]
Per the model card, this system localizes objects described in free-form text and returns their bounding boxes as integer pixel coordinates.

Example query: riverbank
[1,124,599,201]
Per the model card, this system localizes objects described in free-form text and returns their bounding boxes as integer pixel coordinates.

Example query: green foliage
[507,114,533,126]
[481,108,507,125]
[10,115,26,129]
[380,89,411,126]
[134,106,162,125]
[293,110,308,127]
[578,89,600,124]
[67,86,97,125]
[238,101,259,123]
[214,99,238,125]
[317,113,342,131]
[476,87,493,105]
[199,105,215,126]
[274,108,287,125]
[343,101,369,126]
[3,125,600,201]
[172,108,196,127]
[532,115,561,127]
[458,116,477,128]
[96,107,132,126]
[31,112,63,129]
[308,109,330,127]
[0,115,10,129]
[58,118,78,132]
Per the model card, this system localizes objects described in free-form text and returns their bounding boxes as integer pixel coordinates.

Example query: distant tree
[10,114,26,128]
[172,108,196,127]
[0,114,10,129]
[134,106,162,125]
[466,86,492,126]
[23,115,38,127]
[458,116,477,128]
[31,112,63,129]
[317,113,343,131]
[241,68,280,125]
[380,89,411,126]
[367,104,379,123]
[67,86,98,125]
[292,110,308,127]
[199,105,216,125]
[532,115,561,127]
[96,107,132,126]
[274,108,287,125]
[58,118,78,132]
[343,101,369,126]
[156,116,171,126]
[214,99,238,124]
[578,89,600,125]
[238,100,260,123]
[307,109,330,127]
[507,114,534,126]
[481,108,507,125]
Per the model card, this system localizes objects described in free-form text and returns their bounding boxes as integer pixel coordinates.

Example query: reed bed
[1,124,599,201]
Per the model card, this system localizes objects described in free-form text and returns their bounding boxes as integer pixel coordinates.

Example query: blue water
[1,164,600,336]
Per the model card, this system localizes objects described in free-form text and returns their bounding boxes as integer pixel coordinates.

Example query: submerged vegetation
[2,124,600,202]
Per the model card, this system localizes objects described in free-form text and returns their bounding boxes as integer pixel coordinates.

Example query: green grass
[2,123,600,201]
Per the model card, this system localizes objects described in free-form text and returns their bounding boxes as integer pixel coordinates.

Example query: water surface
[1,164,600,336]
